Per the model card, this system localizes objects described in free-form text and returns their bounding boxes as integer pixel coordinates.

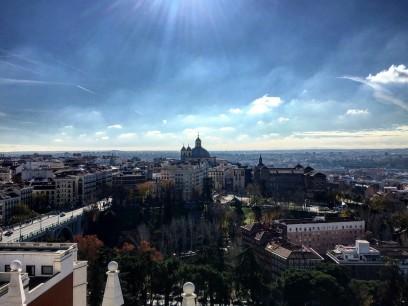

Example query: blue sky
[0,0,408,151]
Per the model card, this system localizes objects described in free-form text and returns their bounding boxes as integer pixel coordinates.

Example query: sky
[0,0,408,151]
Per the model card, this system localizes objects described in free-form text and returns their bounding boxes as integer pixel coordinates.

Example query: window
[41,265,53,275]
[4,265,10,272]
[26,265,35,276]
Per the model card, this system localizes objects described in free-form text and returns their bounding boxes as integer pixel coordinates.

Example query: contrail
[339,75,408,112]
[0,77,96,95]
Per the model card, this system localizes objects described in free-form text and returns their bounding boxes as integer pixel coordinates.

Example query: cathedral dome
[192,146,210,158]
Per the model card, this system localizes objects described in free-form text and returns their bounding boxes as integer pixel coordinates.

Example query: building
[54,168,113,208]
[253,156,327,202]
[0,242,87,306]
[54,175,80,209]
[327,240,384,279]
[208,164,246,194]
[263,240,323,278]
[0,185,33,225]
[157,160,209,201]
[275,217,365,254]
[0,167,11,184]
[241,223,323,278]
[112,173,147,188]
[372,240,408,277]
[180,135,216,165]
[30,179,56,208]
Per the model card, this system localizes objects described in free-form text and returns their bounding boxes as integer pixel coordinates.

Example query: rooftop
[275,216,362,225]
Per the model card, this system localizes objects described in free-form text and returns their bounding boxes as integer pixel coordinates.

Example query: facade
[0,167,11,183]
[275,217,365,254]
[31,179,56,208]
[253,156,327,201]
[55,168,113,208]
[0,242,87,306]
[158,161,209,201]
[327,240,384,279]
[0,185,33,225]
[208,165,246,194]
[54,175,79,208]
[241,223,323,278]
[262,240,323,278]
[113,173,147,188]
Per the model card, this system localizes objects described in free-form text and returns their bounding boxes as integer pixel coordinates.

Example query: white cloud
[145,130,165,138]
[277,116,290,123]
[54,138,63,142]
[367,64,408,84]
[107,124,122,129]
[219,126,235,132]
[118,132,137,140]
[248,95,283,115]
[95,131,106,136]
[79,134,87,138]
[257,120,265,125]
[237,134,249,141]
[101,136,109,140]
[345,109,369,116]
[229,108,242,114]
[64,125,73,129]
[162,119,167,124]
[0,112,7,117]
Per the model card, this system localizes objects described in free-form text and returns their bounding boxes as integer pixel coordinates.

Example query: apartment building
[208,165,246,194]
[0,185,33,225]
[158,161,208,201]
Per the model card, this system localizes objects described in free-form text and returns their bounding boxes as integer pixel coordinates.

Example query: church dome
[192,146,210,158]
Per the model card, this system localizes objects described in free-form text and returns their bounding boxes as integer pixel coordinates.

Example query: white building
[0,242,87,306]
[327,240,382,264]
[158,161,209,201]
[327,240,384,279]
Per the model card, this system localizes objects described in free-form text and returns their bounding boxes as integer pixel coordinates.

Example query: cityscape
[1,1,408,306]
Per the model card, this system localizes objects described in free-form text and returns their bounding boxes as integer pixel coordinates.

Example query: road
[1,198,111,243]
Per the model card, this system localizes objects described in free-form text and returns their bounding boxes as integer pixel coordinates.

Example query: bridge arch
[56,226,74,242]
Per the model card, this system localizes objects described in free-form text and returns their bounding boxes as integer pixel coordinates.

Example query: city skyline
[1,0,408,151]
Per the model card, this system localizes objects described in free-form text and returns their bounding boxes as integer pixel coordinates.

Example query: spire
[102,261,124,306]
[258,154,263,166]
[195,134,201,148]
[182,282,197,306]
[3,260,26,306]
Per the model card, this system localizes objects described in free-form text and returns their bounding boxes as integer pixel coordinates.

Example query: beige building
[158,161,209,201]
[0,167,12,183]
[208,165,245,194]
